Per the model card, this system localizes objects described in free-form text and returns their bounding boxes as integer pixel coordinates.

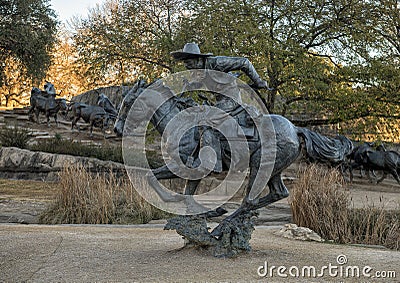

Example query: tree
[69,0,399,141]
[0,56,31,107]
[173,0,399,140]
[71,0,186,87]
[44,28,90,99]
[0,0,58,86]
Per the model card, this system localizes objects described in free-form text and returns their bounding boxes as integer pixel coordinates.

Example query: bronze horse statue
[114,79,353,235]
[350,142,400,183]
[29,87,67,127]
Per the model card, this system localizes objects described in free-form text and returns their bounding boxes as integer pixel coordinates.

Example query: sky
[50,0,104,24]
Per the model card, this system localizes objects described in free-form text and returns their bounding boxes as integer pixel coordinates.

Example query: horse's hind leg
[389,169,400,184]
[71,117,79,131]
[54,113,58,127]
[229,173,289,218]
[249,173,289,210]
[377,171,387,183]
[147,164,185,202]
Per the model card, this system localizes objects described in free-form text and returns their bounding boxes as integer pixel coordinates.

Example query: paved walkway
[1,224,399,282]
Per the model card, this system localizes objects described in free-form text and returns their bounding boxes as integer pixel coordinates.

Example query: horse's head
[114,79,147,137]
[56,98,68,111]
[97,93,108,109]
[98,92,118,116]
[65,101,74,112]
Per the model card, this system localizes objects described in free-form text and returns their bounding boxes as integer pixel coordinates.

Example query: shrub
[348,206,400,250]
[289,164,351,243]
[30,136,123,163]
[30,135,163,168]
[0,124,32,148]
[290,164,400,250]
[39,164,168,224]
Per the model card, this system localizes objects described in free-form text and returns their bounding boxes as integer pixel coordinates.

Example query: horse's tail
[297,127,353,166]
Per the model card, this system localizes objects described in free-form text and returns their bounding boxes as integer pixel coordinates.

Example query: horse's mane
[123,78,199,112]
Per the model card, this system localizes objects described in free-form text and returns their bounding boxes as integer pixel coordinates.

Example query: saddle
[225,104,260,142]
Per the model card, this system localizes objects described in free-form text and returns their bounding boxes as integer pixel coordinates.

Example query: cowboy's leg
[200,127,223,173]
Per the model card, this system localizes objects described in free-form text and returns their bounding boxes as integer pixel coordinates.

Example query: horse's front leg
[211,171,289,238]
[71,116,79,131]
[89,120,95,137]
[54,113,59,127]
[149,163,214,205]
[150,164,226,217]
[28,106,35,121]
[366,168,377,183]
[35,109,40,124]
[147,163,185,202]
[45,111,51,127]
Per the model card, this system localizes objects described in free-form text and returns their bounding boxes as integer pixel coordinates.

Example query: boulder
[274,223,324,242]
[0,147,126,182]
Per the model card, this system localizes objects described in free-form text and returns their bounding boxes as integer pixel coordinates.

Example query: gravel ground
[0,224,399,283]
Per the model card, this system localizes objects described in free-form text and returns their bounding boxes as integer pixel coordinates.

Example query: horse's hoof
[216,207,228,216]
[245,198,259,209]
[210,226,223,238]
[202,207,228,218]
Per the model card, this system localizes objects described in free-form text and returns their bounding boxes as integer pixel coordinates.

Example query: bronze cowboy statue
[171,42,270,173]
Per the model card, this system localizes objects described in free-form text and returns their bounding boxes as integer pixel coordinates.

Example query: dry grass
[0,179,58,201]
[349,206,400,250]
[289,164,351,243]
[39,164,168,224]
[289,164,400,250]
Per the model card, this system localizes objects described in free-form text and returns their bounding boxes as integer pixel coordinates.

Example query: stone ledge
[0,147,126,182]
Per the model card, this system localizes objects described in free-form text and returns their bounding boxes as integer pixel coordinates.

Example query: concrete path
[1,224,399,282]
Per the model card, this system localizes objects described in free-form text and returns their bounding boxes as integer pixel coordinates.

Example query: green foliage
[29,135,163,168]
[71,0,184,87]
[0,124,32,148]
[30,136,123,163]
[68,0,399,140]
[172,0,400,140]
[0,0,58,86]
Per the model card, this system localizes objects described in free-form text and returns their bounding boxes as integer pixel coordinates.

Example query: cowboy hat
[171,42,213,60]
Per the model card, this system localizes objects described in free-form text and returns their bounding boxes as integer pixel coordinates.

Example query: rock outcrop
[71,85,131,109]
[0,147,126,182]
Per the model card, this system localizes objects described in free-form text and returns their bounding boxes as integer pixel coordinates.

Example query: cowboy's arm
[205,56,248,72]
[206,56,268,88]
